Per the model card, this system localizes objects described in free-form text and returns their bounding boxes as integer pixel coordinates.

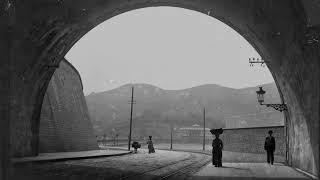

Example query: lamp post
[256,87,288,112]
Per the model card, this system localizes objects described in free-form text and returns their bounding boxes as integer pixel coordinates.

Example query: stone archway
[1,0,319,178]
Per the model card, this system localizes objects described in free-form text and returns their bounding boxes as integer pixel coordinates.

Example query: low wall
[220,126,285,156]
[99,126,285,156]
[39,59,98,153]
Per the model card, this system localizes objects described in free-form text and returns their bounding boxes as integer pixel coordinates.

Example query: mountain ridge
[87,82,276,96]
[86,82,283,139]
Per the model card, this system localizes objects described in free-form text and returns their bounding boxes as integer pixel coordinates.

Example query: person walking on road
[147,136,155,154]
[210,128,223,167]
[264,130,276,165]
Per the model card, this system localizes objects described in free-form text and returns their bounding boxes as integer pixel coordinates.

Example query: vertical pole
[203,108,206,151]
[269,71,289,165]
[128,86,134,151]
[116,135,118,146]
[170,126,173,150]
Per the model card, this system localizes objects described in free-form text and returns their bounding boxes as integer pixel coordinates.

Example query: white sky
[66,7,274,95]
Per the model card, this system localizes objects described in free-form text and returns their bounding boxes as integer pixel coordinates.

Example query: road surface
[12,149,209,180]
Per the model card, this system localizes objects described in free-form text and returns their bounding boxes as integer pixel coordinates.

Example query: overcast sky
[65,7,274,95]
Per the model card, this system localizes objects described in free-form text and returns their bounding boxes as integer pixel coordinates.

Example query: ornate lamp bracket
[263,103,288,112]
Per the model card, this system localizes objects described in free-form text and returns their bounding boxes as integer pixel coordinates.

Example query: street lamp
[256,87,288,112]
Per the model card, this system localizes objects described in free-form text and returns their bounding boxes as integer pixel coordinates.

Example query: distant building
[176,124,211,137]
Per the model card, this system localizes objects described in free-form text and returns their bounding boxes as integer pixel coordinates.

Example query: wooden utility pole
[203,107,206,151]
[170,126,173,150]
[128,86,135,151]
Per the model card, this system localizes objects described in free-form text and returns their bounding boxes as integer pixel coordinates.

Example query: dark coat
[264,136,275,151]
[147,140,155,153]
[212,138,223,152]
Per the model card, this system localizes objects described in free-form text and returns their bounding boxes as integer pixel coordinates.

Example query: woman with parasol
[210,128,223,167]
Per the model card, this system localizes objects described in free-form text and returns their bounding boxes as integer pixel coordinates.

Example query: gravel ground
[12,149,210,180]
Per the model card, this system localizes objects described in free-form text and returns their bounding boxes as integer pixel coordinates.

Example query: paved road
[12,149,209,180]
[12,148,311,180]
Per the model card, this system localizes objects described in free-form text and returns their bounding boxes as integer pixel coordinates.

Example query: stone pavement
[191,163,312,180]
[11,149,131,163]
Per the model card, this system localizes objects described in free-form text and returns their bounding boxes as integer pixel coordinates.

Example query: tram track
[120,152,210,180]
[159,154,210,180]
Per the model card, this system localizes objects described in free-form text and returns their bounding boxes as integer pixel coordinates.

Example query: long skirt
[148,145,155,153]
[212,149,222,167]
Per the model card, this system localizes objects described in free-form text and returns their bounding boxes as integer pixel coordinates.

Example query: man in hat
[264,130,276,165]
[147,136,155,154]
[210,128,223,167]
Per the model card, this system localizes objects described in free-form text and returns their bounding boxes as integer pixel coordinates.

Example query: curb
[294,168,319,180]
[12,151,132,164]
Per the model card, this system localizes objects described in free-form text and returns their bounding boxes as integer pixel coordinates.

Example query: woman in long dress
[147,136,155,153]
[210,128,223,167]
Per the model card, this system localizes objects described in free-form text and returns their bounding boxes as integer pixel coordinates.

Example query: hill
[86,83,284,139]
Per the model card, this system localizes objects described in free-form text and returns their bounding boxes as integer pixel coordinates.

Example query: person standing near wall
[264,130,276,165]
[210,128,223,167]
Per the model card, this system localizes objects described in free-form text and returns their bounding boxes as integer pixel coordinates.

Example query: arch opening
[62,6,285,157]
[5,0,319,178]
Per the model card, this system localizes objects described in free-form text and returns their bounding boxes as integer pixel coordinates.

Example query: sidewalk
[12,149,131,163]
[192,163,311,180]
[154,143,286,163]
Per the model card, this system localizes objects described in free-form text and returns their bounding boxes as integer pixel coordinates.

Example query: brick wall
[39,59,98,153]
[220,126,285,156]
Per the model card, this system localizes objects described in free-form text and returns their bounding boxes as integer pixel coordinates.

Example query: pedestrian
[210,128,223,167]
[147,136,155,153]
[132,141,141,153]
[264,130,276,165]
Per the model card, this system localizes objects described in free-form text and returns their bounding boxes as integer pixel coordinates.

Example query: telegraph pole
[203,107,206,151]
[170,126,173,150]
[128,86,135,151]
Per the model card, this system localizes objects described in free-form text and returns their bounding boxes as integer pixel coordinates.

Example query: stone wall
[38,59,98,153]
[220,126,285,156]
